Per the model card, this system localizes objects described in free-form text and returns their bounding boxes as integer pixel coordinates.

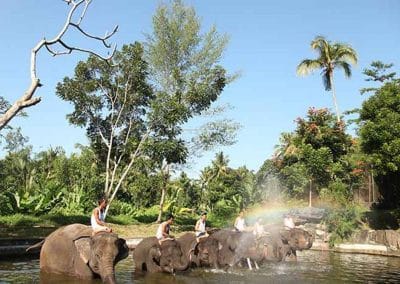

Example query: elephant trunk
[100,259,116,284]
[174,256,189,271]
[102,274,116,284]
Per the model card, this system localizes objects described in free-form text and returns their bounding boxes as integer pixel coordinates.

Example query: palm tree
[297,36,358,122]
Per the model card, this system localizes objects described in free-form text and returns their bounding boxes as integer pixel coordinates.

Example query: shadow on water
[1,251,400,283]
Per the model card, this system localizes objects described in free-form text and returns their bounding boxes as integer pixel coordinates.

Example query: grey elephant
[177,232,219,268]
[132,237,189,274]
[32,223,128,284]
[207,229,242,268]
[209,230,268,269]
[208,228,309,269]
[279,227,314,260]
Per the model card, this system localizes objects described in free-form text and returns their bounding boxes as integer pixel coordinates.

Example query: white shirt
[195,219,206,237]
[156,221,170,239]
[253,222,264,236]
[235,217,246,232]
[91,207,105,229]
[284,217,295,229]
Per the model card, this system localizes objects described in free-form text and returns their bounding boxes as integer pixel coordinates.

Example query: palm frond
[336,61,352,78]
[334,43,358,65]
[296,59,323,76]
[311,36,330,60]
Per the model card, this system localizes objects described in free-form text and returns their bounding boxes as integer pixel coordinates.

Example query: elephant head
[74,232,129,283]
[158,239,189,273]
[280,228,314,250]
[191,237,219,268]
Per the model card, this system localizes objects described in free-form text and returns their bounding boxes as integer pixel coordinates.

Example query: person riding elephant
[31,223,128,284]
[132,237,189,274]
[177,232,219,269]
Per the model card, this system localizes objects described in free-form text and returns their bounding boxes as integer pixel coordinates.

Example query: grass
[0,212,215,239]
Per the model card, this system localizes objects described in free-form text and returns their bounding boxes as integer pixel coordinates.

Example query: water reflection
[1,251,400,283]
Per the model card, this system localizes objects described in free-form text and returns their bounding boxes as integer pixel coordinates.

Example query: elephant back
[40,224,92,274]
[176,233,197,254]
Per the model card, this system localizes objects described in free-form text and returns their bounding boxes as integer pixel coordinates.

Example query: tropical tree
[200,152,256,213]
[145,0,236,222]
[265,108,357,205]
[297,36,358,122]
[359,62,400,208]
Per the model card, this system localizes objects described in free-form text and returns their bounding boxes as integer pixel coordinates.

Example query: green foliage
[108,214,138,225]
[324,205,365,246]
[359,81,400,174]
[0,214,41,227]
[213,199,237,218]
[133,205,160,223]
[264,108,358,201]
[360,61,398,94]
[320,180,351,205]
[56,42,153,168]
[146,0,230,95]
[207,210,235,228]
[297,36,358,122]
[191,119,241,152]
[0,145,102,216]
[108,200,136,216]
[200,152,257,212]
[297,36,357,90]
[359,62,400,208]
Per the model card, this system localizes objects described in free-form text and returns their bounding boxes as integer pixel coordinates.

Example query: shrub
[320,180,351,205]
[108,200,136,216]
[324,205,365,246]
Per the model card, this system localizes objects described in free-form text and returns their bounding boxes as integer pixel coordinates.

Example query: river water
[1,250,400,283]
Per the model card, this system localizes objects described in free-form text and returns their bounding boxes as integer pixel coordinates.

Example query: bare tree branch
[98,129,110,147]
[104,129,151,217]
[57,40,116,61]
[70,23,119,48]
[0,0,117,131]
[76,0,91,25]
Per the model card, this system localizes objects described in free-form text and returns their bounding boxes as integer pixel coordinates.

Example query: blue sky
[0,0,399,177]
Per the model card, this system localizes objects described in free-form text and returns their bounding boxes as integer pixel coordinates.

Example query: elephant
[279,227,314,260]
[207,229,245,268]
[132,237,189,274]
[208,229,301,269]
[176,233,219,268]
[36,223,129,284]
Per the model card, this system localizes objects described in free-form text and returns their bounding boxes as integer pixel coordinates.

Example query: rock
[335,243,388,254]
[290,207,326,223]
[385,230,400,250]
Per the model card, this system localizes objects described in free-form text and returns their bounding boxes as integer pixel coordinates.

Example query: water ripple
[1,251,400,283]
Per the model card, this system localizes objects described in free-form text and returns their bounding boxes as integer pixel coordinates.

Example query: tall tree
[297,36,358,122]
[267,108,356,204]
[57,43,154,215]
[145,0,235,222]
[0,0,117,131]
[359,62,400,208]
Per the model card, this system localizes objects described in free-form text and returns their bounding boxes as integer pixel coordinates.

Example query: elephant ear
[149,245,161,263]
[189,242,200,256]
[74,236,92,264]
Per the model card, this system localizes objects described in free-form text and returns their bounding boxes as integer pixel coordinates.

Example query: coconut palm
[297,36,358,122]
